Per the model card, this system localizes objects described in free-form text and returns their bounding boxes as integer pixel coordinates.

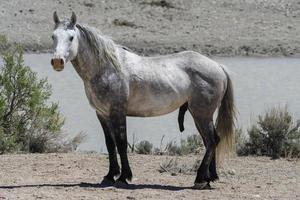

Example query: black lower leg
[209,152,218,181]
[195,149,214,184]
[209,129,220,181]
[111,112,132,183]
[116,151,132,182]
[194,121,216,184]
[97,113,120,181]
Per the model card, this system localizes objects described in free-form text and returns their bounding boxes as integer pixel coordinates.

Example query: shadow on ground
[0,182,214,191]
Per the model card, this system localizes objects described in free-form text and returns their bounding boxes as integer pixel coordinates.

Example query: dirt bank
[1,0,300,56]
[0,153,299,199]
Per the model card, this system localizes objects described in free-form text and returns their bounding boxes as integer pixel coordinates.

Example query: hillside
[1,0,300,56]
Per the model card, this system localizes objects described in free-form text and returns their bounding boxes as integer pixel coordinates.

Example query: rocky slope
[1,0,300,56]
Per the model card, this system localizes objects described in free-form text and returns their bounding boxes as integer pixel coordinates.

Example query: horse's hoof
[204,182,212,189]
[114,179,129,188]
[100,176,115,186]
[193,182,209,190]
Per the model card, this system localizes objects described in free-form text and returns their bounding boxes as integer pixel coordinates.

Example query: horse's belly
[126,70,191,117]
[126,90,189,117]
[127,100,185,117]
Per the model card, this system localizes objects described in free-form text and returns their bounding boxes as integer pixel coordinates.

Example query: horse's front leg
[109,109,132,185]
[96,113,120,185]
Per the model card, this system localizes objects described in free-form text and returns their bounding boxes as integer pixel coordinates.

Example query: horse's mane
[75,23,121,71]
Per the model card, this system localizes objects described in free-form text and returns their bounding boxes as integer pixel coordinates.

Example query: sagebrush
[237,107,300,158]
[132,134,204,155]
[0,35,84,154]
[135,140,153,154]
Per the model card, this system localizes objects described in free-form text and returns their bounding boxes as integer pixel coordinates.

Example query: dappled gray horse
[51,12,235,189]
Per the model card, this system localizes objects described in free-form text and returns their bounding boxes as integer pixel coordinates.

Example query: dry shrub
[0,35,85,154]
[135,140,153,154]
[238,107,300,159]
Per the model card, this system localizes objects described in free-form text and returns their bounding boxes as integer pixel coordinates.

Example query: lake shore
[0,153,298,199]
[1,0,300,56]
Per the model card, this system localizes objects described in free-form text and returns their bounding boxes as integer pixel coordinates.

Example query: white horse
[51,12,235,189]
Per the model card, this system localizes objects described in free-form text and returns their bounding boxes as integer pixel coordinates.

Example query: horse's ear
[70,12,77,25]
[53,11,60,24]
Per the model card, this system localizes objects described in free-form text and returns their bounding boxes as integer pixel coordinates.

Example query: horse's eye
[69,36,74,41]
[51,35,55,40]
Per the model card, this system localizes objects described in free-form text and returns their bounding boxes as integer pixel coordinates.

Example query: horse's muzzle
[51,58,64,71]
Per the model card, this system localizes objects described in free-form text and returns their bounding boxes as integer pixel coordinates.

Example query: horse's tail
[216,65,236,162]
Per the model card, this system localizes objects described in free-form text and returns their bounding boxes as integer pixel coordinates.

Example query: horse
[50,12,235,189]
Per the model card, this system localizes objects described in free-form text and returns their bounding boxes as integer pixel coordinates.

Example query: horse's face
[51,12,78,72]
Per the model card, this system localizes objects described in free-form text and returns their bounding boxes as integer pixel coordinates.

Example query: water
[22,54,300,152]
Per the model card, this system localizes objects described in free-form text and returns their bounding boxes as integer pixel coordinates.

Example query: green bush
[135,140,153,154]
[241,107,300,158]
[156,134,204,156]
[282,120,300,158]
[0,35,83,154]
[235,127,249,156]
[180,134,203,155]
[164,140,182,156]
[0,34,8,52]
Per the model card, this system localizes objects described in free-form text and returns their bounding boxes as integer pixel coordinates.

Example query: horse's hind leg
[97,113,120,184]
[196,124,220,184]
[209,127,220,181]
[193,117,219,189]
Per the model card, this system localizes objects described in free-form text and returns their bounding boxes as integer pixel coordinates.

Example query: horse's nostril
[60,59,64,65]
[51,59,54,66]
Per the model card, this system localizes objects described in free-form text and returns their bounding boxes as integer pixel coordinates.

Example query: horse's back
[119,49,227,117]
[143,50,227,98]
[120,50,191,117]
[144,50,226,80]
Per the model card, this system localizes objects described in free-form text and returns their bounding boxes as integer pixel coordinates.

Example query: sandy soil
[0,153,299,200]
[1,0,300,56]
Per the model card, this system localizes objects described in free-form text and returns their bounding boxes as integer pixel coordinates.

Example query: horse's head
[51,11,79,71]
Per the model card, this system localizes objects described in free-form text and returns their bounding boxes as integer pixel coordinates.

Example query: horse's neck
[71,40,101,81]
[71,30,122,83]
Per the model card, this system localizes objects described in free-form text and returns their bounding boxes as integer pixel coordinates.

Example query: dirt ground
[0,1,300,199]
[0,153,299,200]
[1,0,300,56]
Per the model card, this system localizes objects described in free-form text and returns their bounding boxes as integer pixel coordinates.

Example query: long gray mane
[76,23,121,71]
